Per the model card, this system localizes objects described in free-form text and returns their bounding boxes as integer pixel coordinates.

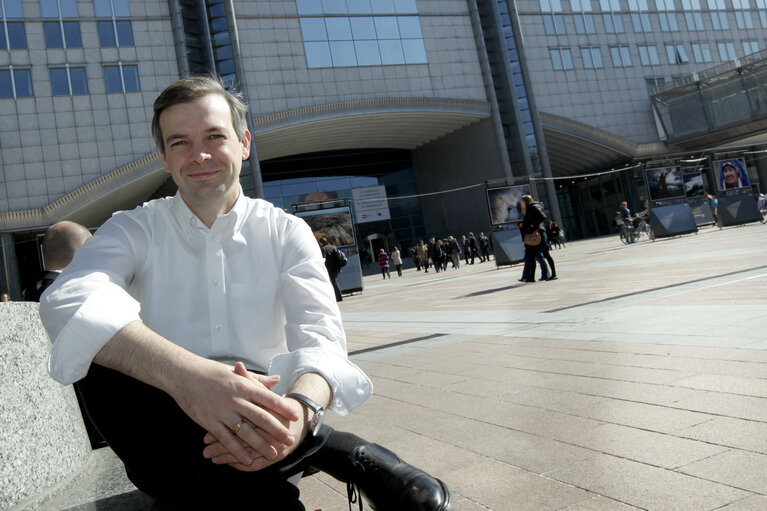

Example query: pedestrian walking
[390,246,403,277]
[377,248,391,279]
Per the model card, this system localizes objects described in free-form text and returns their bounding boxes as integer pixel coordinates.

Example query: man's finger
[213,422,254,466]
[233,362,280,389]
[233,420,279,460]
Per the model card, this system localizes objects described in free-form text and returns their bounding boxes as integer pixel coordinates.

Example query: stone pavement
[299,222,767,510]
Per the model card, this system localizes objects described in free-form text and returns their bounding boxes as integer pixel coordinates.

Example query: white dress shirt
[41,191,372,414]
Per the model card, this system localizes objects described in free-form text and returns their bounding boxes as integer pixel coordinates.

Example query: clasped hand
[198,362,308,472]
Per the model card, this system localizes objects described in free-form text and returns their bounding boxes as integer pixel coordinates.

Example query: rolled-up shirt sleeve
[268,217,372,415]
[40,215,144,385]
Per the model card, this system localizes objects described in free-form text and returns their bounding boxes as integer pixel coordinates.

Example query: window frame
[0,66,33,98]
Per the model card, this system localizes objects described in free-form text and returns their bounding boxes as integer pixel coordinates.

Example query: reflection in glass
[305,41,333,67]
[326,17,353,40]
[379,39,404,64]
[355,40,382,65]
[330,40,357,66]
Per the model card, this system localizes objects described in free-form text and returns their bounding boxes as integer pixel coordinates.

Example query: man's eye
[170,140,186,147]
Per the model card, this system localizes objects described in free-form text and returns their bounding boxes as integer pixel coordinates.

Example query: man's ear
[241,130,252,160]
[160,150,171,173]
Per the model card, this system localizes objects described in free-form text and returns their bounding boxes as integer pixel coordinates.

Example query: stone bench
[0,303,175,511]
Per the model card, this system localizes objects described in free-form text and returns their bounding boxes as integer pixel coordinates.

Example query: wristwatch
[285,392,325,437]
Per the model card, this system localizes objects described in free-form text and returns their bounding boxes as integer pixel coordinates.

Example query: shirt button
[213,279,219,286]
[215,325,222,331]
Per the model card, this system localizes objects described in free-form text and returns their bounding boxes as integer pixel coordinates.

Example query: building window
[104,62,140,92]
[600,0,626,32]
[666,43,690,63]
[628,0,653,32]
[639,45,660,65]
[0,67,32,97]
[95,0,133,47]
[733,0,755,28]
[681,0,705,30]
[49,65,88,95]
[743,40,760,55]
[610,45,632,67]
[645,76,665,90]
[581,46,604,68]
[543,14,567,34]
[757,0,767,27]
[550,47,574,70]
[1,0,26,50]
[656,0,680,31]
[707,0,729,30]
[541,0,566,34]
[41,0,82,48]
[573,13,596,33]
[301,16,427,67]
[571,0,596,33]
[297,0,418,15]
[717,41,737,60]
[692,42,713,62]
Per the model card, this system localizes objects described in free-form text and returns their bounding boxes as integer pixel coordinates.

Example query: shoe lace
[347,457,365,511]
[347,482,363,511]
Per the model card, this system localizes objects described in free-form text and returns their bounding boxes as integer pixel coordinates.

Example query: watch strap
[285,392,324,415]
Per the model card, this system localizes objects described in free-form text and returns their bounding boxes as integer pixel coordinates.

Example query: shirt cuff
[268,347,373,415]
[48,286,141,385]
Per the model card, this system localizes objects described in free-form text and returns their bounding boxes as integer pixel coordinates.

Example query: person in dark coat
[319,236,345,301]
[427,237,443,273]
[467,232,483,264]
[518,195,557,282]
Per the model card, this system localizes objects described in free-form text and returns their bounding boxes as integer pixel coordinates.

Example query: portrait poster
[715,158,750,191]
[295,206,355,247]
[683,172,705,197]
[486,184,531,225]
[645,166,685,201]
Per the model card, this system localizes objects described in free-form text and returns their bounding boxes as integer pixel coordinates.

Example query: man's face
[723,165,738,187]
[429,237,435,243]
[159,94,251,217]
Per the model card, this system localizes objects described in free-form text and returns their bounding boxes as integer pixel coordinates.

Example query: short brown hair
[151,75,248,153]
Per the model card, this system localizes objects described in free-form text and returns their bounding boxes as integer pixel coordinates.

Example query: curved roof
[0,98,491,231]
[540,112,669,176]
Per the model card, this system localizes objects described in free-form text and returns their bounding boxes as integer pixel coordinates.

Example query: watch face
[312,410,325,437]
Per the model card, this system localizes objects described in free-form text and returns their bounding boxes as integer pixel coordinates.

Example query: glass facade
[263,169,425,249]
[298,0,426,68]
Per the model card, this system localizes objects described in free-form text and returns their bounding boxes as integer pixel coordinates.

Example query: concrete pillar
[1,234,22,300]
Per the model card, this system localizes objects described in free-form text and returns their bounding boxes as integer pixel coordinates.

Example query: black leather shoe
[348,443,451,511]
[548,275,558,280]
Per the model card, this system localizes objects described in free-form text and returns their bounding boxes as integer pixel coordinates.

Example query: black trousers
[77,364,354,510]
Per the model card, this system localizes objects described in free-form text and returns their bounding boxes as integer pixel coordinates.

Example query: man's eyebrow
[165,126,227,144]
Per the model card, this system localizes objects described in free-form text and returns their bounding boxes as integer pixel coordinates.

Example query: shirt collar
[170,187,248,237]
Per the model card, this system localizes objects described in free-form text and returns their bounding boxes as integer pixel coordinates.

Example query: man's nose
[191,143,212,163]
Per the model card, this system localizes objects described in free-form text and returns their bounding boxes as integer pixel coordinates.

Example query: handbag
[523,231,542,246]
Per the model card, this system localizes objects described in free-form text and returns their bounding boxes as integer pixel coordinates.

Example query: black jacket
[521,202,547,236]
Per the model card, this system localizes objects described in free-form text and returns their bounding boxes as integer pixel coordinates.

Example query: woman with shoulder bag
[519,195,557,282]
